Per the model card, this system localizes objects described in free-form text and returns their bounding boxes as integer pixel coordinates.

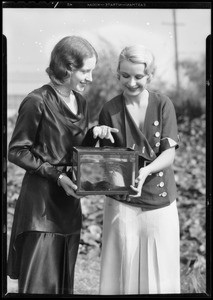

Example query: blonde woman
[98,45,180,295]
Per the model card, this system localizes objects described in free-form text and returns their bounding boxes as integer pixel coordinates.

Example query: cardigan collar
[121,92,157,161]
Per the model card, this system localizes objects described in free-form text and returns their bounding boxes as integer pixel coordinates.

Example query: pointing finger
[105,127,114,143]
[109,128,119,133]
[109,133,115,143]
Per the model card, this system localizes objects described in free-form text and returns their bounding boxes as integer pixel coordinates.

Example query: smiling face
[70,56,97,92]
[118,60,149,97]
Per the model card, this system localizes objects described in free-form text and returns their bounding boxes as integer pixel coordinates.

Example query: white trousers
[99,198,180,295]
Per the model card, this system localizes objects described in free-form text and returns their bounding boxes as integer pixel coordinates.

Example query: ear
[67,63,74,73]
[147,74,153,83]
[66,70,72,78]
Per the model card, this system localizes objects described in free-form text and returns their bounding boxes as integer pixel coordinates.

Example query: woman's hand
[93,126,119,143]
[58,174,81,199]
[129,166,151,198]
[129,148,176,199]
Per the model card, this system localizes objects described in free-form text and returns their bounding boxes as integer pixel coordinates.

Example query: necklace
[50,82,78,114]
[51,83,72,98]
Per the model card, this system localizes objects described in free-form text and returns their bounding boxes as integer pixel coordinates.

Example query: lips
[126,86,139,92]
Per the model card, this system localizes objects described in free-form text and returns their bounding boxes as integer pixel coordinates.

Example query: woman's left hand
[93,126,119,143]
[129,166,151,198]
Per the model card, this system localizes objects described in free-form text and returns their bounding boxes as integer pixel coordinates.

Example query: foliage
[179,55,206,99]
[167,55,206,119]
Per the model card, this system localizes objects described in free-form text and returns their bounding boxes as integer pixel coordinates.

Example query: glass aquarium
[72,147,139,195]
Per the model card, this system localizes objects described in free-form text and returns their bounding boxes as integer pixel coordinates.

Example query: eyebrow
[81,68,92,72]
[120,71,145,75]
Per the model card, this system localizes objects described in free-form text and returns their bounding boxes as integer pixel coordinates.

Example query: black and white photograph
[2,1,211,297]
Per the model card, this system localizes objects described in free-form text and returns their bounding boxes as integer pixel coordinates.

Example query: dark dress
[7,84,96,294]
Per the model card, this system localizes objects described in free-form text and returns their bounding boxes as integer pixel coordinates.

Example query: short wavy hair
[117,45,156,83]
[46,36,98,84]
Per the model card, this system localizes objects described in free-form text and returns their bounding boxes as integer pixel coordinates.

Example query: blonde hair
[117,45,155,83]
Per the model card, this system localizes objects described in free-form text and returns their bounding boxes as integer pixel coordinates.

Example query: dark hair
[46,36,98,84]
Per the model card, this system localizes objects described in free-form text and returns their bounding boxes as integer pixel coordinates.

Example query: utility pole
[162,9,184,97]
[173,9,180,94]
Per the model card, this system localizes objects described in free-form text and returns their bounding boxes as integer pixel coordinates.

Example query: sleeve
[160,97,180,152]
[81,126,99,147]
[80,98,99,147]
[99,107,111,126]
[98,106,114,147]
[8,94,62,182]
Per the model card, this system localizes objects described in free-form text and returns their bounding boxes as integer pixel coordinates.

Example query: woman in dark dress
[7,36,118,295]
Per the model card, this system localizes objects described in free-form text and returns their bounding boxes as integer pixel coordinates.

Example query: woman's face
[70,56,97,92]
[118,60,149,96]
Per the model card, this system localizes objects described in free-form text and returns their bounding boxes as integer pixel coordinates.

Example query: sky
[3,7,211,95]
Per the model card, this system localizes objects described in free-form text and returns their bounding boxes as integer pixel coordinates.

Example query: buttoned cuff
[160,137,179,151]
